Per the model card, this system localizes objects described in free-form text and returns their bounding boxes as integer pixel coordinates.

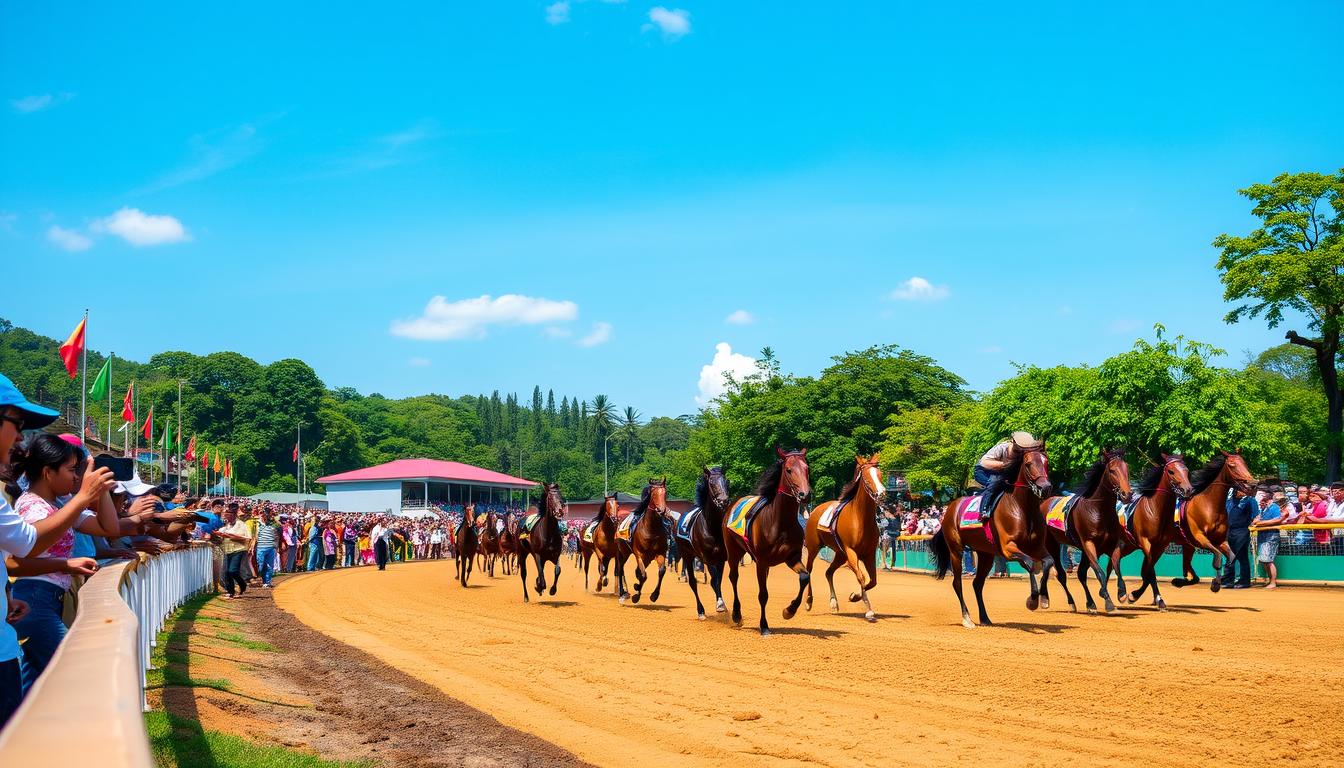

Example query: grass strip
[146,711,371,768]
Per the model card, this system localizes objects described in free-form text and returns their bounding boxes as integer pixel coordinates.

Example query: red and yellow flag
[185,435,196,462]
[59,317,86,379]
[141,407,153,441]
[200,448,209,470]
[225,459,233,479]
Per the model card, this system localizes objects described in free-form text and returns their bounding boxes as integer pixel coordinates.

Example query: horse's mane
[631,483,654,516]
[838,466,862,505]
[1077,452,1120,498]
[1000,450,1026,483]
[1136,462,1166,497]
[754,456,787,500]
[695,474,709,509]
[1190,454,1228,494]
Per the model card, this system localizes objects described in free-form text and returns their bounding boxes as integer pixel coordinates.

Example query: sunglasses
[0,414,25,432]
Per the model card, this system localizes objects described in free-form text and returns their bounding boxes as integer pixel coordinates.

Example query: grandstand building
[316,458,536,516]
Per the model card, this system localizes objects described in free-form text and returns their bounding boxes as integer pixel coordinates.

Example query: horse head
[542,482,566,519]
[855,453,887,503]
[1102,448,1132,502]
[1018,445,1052,498]
[647,477,669,517]
[1161,453,1195,499]
[702,466,730,510]
[776,447,812,503]
[1218,450,1257,494]
[601,493,620,522]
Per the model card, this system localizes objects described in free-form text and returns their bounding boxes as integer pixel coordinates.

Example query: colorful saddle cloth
[616,513,635,541]
[518,513,542,542]
[726,495,766,548]
[582,520,599,544]
[675,507,701,540]
[817,500,846,534]
[1045,493,1077,533]
[955,496,985,528]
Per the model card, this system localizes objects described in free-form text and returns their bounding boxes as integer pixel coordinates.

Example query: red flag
[185,435,196,461]
[293,443,299,462]
[141,407,153,441]
[59,317,86,379]
[200,448,209,469]
[121,384,134,422]
[225,459,232,478]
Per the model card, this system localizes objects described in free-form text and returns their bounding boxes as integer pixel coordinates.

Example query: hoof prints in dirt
[242,590,592,768]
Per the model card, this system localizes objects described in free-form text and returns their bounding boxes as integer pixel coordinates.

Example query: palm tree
[588,395,617,449]
[620,406,642,463]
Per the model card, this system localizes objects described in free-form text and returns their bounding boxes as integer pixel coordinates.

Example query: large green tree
[1214,169,1344,479]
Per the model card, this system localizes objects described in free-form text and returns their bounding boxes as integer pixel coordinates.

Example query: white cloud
[323,119,440,176]
[545,1,570,24]
[577,321,612,347]
[697,342,757,406]
[91,208,190,246]
[889,276,949,302]
[408,357,432,367]
[391,294,580,341]
[47,225,92,252]
[644,7,691,39]
[11,92,73,113]
[725,309,754,325]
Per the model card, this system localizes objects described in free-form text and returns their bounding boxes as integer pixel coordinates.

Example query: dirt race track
[275,559,1344,767]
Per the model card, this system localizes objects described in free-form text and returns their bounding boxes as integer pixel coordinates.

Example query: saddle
[582,520,599,544]
[616,514,634,541]
[1045,493,1083,547]
[726,496,768,554]
[675,507,701,540]
[518,512,542,542]
[955,496,994,543]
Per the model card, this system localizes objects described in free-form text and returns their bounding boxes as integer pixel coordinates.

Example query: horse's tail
[930,528,951,580]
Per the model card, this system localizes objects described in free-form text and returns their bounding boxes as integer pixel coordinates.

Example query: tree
[619,406,642,463]
[588,395,615,449]
[1214,169,1344,479]
[880,402,985,498]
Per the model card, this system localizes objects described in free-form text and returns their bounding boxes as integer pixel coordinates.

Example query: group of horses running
[449,445,1258,635]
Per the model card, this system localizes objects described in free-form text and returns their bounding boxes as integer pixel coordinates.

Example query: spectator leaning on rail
[0,374,118,726]
[1251,490,1284,589]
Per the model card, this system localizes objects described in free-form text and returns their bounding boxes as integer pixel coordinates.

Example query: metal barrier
[0,543,215,766]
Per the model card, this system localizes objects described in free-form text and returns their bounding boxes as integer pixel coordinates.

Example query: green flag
[161,421,173,450]
[89,357,111,400]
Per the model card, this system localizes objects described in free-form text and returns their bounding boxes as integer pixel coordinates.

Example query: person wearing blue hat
[0,372,116,726]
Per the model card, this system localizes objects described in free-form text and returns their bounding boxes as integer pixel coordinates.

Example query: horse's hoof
[650,592,660,603]
[1040,597,1050,610]
[782,606,797,620]
[849,593,862,603]
[829,599,839,613]
[760,628,772,637]
[697,613,706,621]
[631,594,641,604]
[549,588,557,596]
[1069,602,1077,613]
[1087,607,1097,615]
[1210,580,1221,594]
[962,616,976,629]
[618,597,625,605]
[1118,592,1131,605]
[716,600,726,613]
[1157,599,1168,611]
[1104,599,1116,613]
[1026,597,1039,612]
[865,611,876,623]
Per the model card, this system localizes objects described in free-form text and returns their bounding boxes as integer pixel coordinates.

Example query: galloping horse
[1114,454,1194,609]
[616,479,671,605]
[454,502,478,587]
[1038,449,1132,614]
[579,494,621,592]
[517,482,567,602]
[723,448,812,636]
[499,512,519,576]
[478,510,500,577]
[930,444,1053,628]
[803,453,886,622]
[674,467,731,619]
[1169,451,1257,593]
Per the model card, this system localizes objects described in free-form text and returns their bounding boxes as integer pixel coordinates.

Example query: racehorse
[1112,454,1195,610]
[454,502,477,587]
[499,512,519,576]
[723,448,812,637]
[674,467,731,620]
[930,444,1053,628]
[1038,449,1132,614]
[579,494,621,592]
[478,510,500,577]
[803,453,886,622]
[616,479,672,606]
[517,482,567,602]
[1169,451,1257,593]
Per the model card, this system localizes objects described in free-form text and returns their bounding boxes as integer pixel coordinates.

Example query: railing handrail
[0,557,151,765]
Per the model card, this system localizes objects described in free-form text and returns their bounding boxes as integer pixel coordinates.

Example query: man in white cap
[973,431,1039,523]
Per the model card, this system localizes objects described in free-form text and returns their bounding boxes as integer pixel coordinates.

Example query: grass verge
[147,711,370,768]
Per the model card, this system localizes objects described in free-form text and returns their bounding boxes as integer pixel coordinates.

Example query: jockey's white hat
[1011,431,1040,449]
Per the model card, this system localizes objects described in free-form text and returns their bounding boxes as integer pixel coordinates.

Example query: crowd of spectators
[1222,482,1344,589]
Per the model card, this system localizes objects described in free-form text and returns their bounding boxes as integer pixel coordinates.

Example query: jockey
[974,431,1038,523]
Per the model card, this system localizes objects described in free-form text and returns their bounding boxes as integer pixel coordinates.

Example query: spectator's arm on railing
[5,555,98,578]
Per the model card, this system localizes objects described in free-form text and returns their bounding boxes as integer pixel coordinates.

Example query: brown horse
[616,479,671,605]
[803,454,886,622]
[477,510,500,577]
[517,482,567,602]
[930,444,1053,628]
[454,502,478,587]
[1111,453,1195,610]
[724,448,812,637]
[499,512,520,576]
[579,494,621,592]
[1169,451,1257,593]
[674,467,731,619]
[1038,449,1132,614]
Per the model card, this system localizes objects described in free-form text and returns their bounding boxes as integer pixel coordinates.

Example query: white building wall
[326,480,402,513]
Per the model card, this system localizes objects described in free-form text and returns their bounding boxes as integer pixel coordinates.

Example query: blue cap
[0,373,60,430]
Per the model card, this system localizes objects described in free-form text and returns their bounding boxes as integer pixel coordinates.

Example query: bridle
[777,454,809,502]
[1012,448,1050,498]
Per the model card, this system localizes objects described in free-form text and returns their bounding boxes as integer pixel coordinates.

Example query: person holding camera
[213,504,253,598]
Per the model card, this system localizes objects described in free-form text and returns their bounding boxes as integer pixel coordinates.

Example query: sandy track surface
[275,559,1344,767]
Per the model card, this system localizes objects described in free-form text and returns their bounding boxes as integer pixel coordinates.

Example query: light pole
[603,433,613,495]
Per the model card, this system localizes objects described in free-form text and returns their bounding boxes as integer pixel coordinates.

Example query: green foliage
[880,402,985,498]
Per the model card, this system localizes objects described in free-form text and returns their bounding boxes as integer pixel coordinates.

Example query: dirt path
[275,558,1344,767]
[157,584,591,767]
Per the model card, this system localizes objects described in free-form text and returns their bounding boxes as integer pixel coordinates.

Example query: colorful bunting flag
[58,316,86,379]
[122,383,134,422]
[141,407,154,441]
[89,358,111,400]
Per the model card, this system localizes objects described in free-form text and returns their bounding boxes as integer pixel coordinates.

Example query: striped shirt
[255,522,279,549]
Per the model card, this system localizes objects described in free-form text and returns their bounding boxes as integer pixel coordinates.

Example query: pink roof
[316,458,536,488]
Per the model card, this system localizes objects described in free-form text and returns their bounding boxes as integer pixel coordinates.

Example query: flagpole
[296,424,301,495]
[79,309,88,441]
[106,355,113,453]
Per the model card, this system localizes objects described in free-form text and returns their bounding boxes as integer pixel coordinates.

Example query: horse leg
[756,562,773,636]
[783,555,809,621]
[1211,541,1232,594]
[843,546,876,622]
[949,546,973,628]
[650,555,667,603]
[1172,543,1197,588]
[684,552,706,619]
[631,553,646,604]
[1127,542,1150,603]
[803,542,818,611]
[824,553,845,613]
[710,562,726,613]
[518,549,530,603]
[1109,546,1129,606]
[1145,556,1167,610]
[551,558,560,596]
[534,553,547,596]
[582,551,590,591]
[1077,544,1100,614]
[971,550,994,626]
[1053,543,1077,612]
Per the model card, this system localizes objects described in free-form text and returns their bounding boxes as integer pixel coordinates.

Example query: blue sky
[3,2,1341,416]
